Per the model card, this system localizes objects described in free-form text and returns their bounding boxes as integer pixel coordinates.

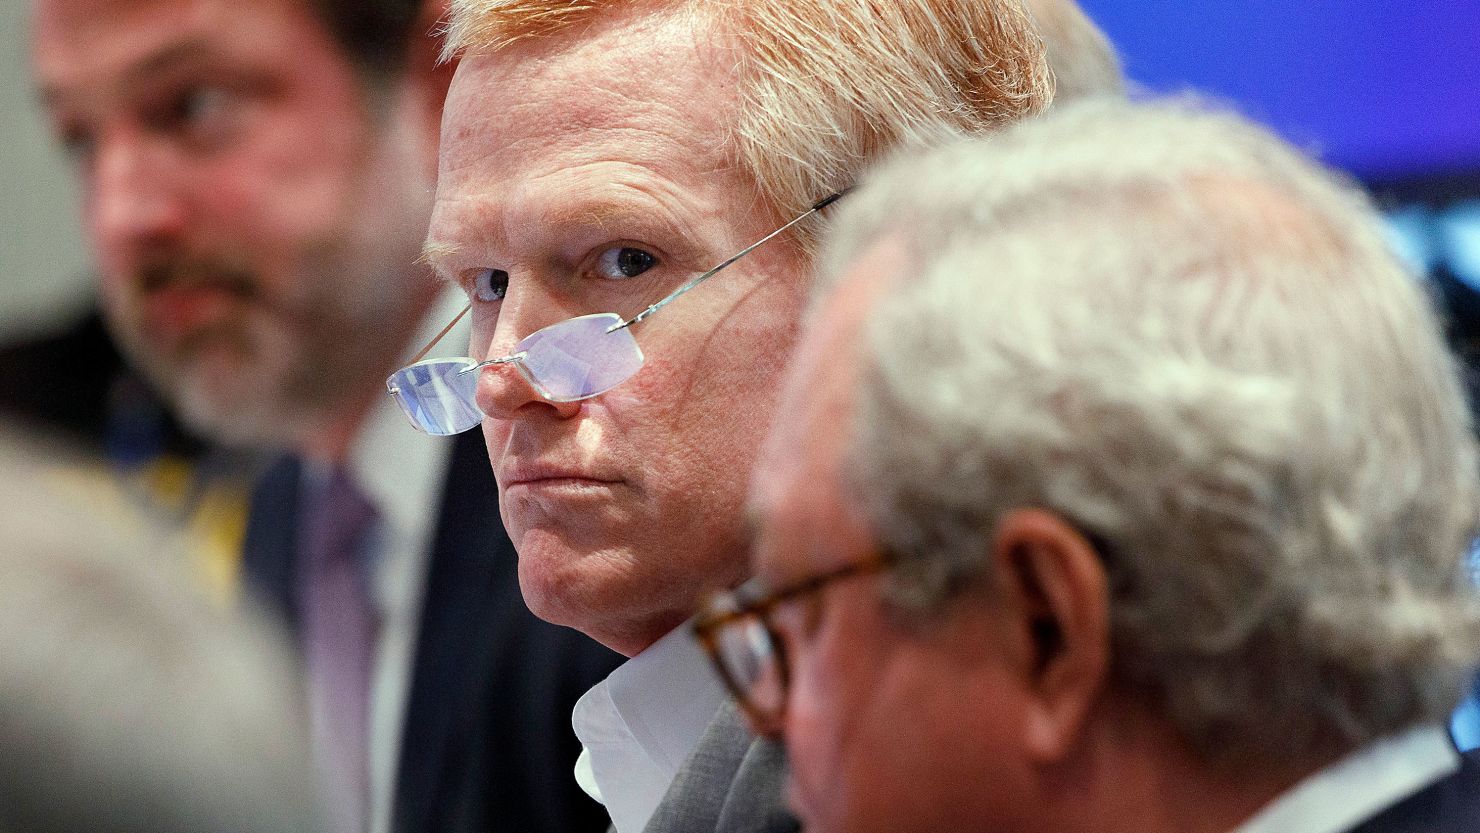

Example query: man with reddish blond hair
[394,1,1057,831]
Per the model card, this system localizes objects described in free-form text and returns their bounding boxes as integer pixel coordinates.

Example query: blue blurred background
[1079,0,1480,308]
[1079,0,1480,178]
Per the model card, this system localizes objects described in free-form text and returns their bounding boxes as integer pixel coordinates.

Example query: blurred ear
[990,508,1110,762]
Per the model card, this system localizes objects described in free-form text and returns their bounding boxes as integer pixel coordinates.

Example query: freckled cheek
[612,355,680,406]
[632,338,786,427]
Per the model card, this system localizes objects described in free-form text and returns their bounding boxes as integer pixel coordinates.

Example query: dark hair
[307,0,429,81]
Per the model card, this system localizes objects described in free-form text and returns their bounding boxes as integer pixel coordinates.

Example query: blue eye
[148,84,241,148]
[594,247,658,279]
[174,86,232,126]
[472,268,509,302]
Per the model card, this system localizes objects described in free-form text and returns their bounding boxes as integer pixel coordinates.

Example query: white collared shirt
[303,290,467,833]
[573,623,727,833]
[1231,724,1460,833]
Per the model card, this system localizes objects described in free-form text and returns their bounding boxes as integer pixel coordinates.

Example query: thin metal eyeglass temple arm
[406,302,472,365]
[607,191,849,333]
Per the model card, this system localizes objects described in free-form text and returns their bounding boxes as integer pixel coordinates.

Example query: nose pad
[469,283,586,420]
[473,356,582,421]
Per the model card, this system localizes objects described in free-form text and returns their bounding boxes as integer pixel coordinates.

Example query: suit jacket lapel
[391,431,506,833]
[240,453,303,631]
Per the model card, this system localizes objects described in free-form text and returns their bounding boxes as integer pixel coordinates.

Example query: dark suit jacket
[642,700,798,833]
[1347,746,1480,833]
[242,430,623,833]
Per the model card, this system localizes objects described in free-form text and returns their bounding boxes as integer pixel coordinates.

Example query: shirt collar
[573,622,726,833]
[1231,724,1460,833]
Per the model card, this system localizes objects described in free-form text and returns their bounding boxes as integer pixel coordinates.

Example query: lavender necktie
[299,467,380,833]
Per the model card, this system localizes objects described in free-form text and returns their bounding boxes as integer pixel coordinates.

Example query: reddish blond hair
[442,0,1051,248]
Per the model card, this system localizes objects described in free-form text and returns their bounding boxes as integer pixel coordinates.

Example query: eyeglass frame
[387,190,849,418]
[692,549,891,730]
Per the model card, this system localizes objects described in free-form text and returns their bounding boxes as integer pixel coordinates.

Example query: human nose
[87,128,188,254]
[472,286,582,421]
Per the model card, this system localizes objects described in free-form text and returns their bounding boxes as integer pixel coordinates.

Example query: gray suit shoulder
[643,700,799,833]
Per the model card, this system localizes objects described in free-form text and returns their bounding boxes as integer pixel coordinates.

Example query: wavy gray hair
[1024,0,1125,105]
[820,100,1480,764]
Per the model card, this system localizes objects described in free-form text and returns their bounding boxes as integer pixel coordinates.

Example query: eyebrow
[418,190,699,280]
[417,240,461,279]
[126,40,219,83]
[39,39,220,110]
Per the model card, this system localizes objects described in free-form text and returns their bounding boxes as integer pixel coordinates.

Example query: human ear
[989,508,1110,762]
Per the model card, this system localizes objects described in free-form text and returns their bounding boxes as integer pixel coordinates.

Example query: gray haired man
[699,101,1480,833]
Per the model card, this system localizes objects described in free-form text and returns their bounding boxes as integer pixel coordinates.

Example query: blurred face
[32,0,436,448]
[429,7,812,655]
[752,240,1036,833]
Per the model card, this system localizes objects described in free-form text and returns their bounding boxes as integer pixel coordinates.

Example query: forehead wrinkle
[439,4,738,175]
[452,107,731,190]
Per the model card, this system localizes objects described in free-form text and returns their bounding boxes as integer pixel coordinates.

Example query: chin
[175,392,298,448]
[512,530,618,625]
[513,532,684,656]
[172,365,315,448]
[514,550,585,628]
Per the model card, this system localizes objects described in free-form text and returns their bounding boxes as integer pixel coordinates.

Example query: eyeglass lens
[516,313,644,402]
[389,357,482,436]
[714,613,786,724]
[388,312,644,435]
[389,192,846,435]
